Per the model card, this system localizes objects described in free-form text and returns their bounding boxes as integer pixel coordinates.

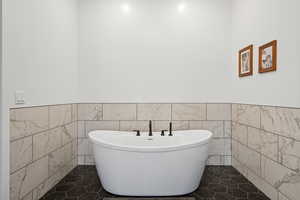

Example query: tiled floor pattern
[40,166,270,200]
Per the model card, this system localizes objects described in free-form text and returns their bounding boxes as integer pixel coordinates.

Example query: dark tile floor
[41,166,270,200]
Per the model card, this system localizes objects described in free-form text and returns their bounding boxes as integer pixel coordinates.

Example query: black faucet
[169,122,173,136]
[149,120,153,136]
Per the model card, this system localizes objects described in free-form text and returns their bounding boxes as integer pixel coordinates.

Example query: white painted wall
[0,0,79,198]
[79,0,300,107]
[4,0,79,108]
[78,0,233,103]
[230,0,300,108]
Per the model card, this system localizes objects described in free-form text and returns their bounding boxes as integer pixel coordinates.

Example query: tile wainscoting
[9,103,232,200]
[9,104,78,200]
[231,104,300,200]
[77,103,232,166]
[9,102,300,200]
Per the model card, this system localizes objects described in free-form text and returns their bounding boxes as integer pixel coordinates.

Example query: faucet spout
[149,120,153,136]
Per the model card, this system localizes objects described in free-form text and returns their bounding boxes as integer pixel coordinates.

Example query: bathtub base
[93,145,208,196]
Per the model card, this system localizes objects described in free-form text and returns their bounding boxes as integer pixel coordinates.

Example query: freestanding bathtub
[88,130,212,196]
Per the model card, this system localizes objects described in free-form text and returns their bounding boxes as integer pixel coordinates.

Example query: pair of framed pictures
[239,40,277,77]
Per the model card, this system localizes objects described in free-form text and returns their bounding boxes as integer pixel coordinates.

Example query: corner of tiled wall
[10,104,78,200]
[231,103,300,200]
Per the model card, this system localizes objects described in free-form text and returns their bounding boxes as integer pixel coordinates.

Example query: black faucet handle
[149,120,153,136]
[169,122,173,136]
[161,130,168,136]
[133,130,140,136]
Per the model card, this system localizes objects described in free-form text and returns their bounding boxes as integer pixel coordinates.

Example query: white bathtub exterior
[89,130,212,196]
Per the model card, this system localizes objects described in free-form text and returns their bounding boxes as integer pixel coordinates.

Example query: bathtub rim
[89,130,212,153]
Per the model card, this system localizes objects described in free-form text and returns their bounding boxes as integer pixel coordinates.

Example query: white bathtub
[88,130,212,196]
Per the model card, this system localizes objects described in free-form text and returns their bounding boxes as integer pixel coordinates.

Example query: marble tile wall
[10,104,78,200]
[77,103,232,166]
[10,102,300,200]
[231,104,300,200]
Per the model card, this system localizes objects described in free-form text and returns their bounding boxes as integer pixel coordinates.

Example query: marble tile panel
[78,138,93,156]
[278,193,290,200]
[246,169,278,200]
[232,122,247,145]
[85,155,95,165]
[85,121,119,135]
[48,143,73,176]
[22,192,33,200]
[77,104,102,121]
[224,138,231,156]
[49,105,72,128]
[232,104,260,128]
[221,156,232,166]
[10,156,48,200]
[248,128,278,161]
[239,143,261,176]
[61,123,76,145]
[209,138,225,155]
[232,158,248,178]
[10,136,33,173]
[279,136,300,172]
[33,160,75,200]
[51,161,75,190]
[10,107,49,141]
[33,129,61,161]
[237,143,249,167]
[189,121,224,138]
[78,156,85,165]
[261,156,300,200]
[153,121,189,132]
[261,106,300,141]
[172,104,206,120]
[71,104,78,122]
[57,159,76,179]
[224,121,232,138]
[32,180,51,200]
[207,104,231,120]
[72,140,77,159]
[137,104,171,120]
[77,121,86,138]
[103,104,136,120]
[231,139,239,160]
[10,168,26,200]
[119,121,149,132]
[260,130,278,161]
[247,127,261,150]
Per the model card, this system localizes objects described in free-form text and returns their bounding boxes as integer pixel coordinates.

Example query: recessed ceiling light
[121,3,131,13]
[178,3,186,13]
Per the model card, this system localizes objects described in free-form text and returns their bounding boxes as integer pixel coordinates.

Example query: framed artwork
[259,40,277,73]
[239,45,253,77]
